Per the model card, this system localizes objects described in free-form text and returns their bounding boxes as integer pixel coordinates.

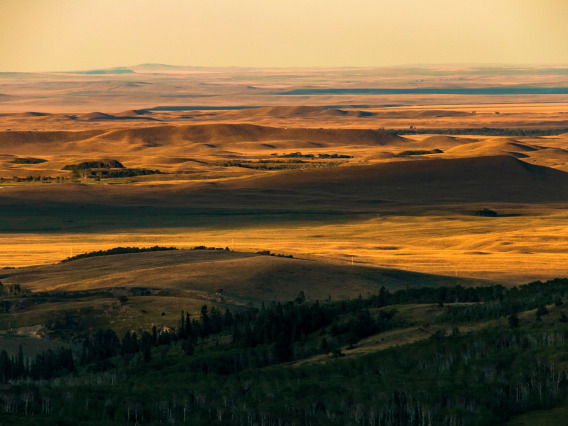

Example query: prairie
[1,65,568,423]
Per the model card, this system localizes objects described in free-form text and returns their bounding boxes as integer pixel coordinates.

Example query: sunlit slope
[445,138,539,158]
[0,124,407,176]
[0,124,405,154]
[0,250,488,300]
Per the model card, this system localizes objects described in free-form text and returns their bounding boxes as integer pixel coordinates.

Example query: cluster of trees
[397,149,443,156]
[61,160,162,179]
[191,246,230,251]
[62,246,233,264]
[362,279,568,311]
[103,168,162,178]
[473,208,498,217]
[61,246,177,263]
[0,346,74,383]
[62,160,125,170]
[77,296,399,375]
[0,176,59,183]
[256,250,293,258]
[0,282,26,296]
[276,152,352,159]
[10,157,47,164]
[221,160,341,170]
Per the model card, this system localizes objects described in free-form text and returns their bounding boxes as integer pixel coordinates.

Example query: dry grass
[0,250,486,300]
[1,201,568,284]
[2,67,568,286]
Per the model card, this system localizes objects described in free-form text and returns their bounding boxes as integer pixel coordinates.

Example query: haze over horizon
[1,0,567,72]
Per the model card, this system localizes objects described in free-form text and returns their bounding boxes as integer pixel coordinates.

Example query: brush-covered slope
[0,249,488,301]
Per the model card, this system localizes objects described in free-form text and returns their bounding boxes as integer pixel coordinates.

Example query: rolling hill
[1,155,567,212]
[445,137,540,158]
[0,249,489,300]
[0,124,406,156]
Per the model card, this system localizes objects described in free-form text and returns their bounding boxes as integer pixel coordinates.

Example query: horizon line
[3,62,568,74]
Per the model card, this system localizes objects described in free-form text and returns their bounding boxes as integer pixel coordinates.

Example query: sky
[1,0,567,72]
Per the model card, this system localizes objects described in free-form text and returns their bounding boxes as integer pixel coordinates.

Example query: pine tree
[200,305,210,337]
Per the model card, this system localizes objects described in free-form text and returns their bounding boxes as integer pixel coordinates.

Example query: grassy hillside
[0,249,489,336]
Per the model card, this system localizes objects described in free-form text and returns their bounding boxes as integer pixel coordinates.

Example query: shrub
[473,208,498,217]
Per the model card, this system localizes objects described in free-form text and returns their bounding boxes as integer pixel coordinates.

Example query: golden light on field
[3,205,568,285]
[1,0,567,71]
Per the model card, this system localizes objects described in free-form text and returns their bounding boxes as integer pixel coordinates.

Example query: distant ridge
[230,106,374,118]
[77,111,157,121]
[15,112,50,117]
[70,67,135,75]
[281,87,568,95]
[93,123,406,147]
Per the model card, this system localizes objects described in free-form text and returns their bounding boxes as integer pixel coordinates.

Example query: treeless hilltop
[1,249,488,300]
[444,138,539,158]
[0,124,405,158]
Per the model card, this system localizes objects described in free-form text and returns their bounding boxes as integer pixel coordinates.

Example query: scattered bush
[11,157,47,164]
[61,246,177,263]
[473,208,498,217]
[191,246,230,251]
[62,159,124,171]
[256,250,293,258]
[397,149,443,156]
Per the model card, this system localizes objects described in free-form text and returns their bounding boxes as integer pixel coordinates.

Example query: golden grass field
[2,203,568,284]
[0,65,567,292]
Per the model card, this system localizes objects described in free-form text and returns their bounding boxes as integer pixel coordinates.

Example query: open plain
[1,66,568,286]
[0,64,568,424]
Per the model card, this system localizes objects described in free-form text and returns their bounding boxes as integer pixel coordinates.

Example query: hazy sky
[1,0,567,71]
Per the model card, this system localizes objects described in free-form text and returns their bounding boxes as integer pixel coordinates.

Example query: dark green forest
[2,279,568,424]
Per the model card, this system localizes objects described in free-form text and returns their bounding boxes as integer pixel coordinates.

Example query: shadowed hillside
[227,106,376,118]
[0,249,489,300]
[190,155,568,206]
[1,156,567,212]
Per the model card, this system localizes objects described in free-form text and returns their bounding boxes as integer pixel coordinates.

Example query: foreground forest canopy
[2,271,568,424]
